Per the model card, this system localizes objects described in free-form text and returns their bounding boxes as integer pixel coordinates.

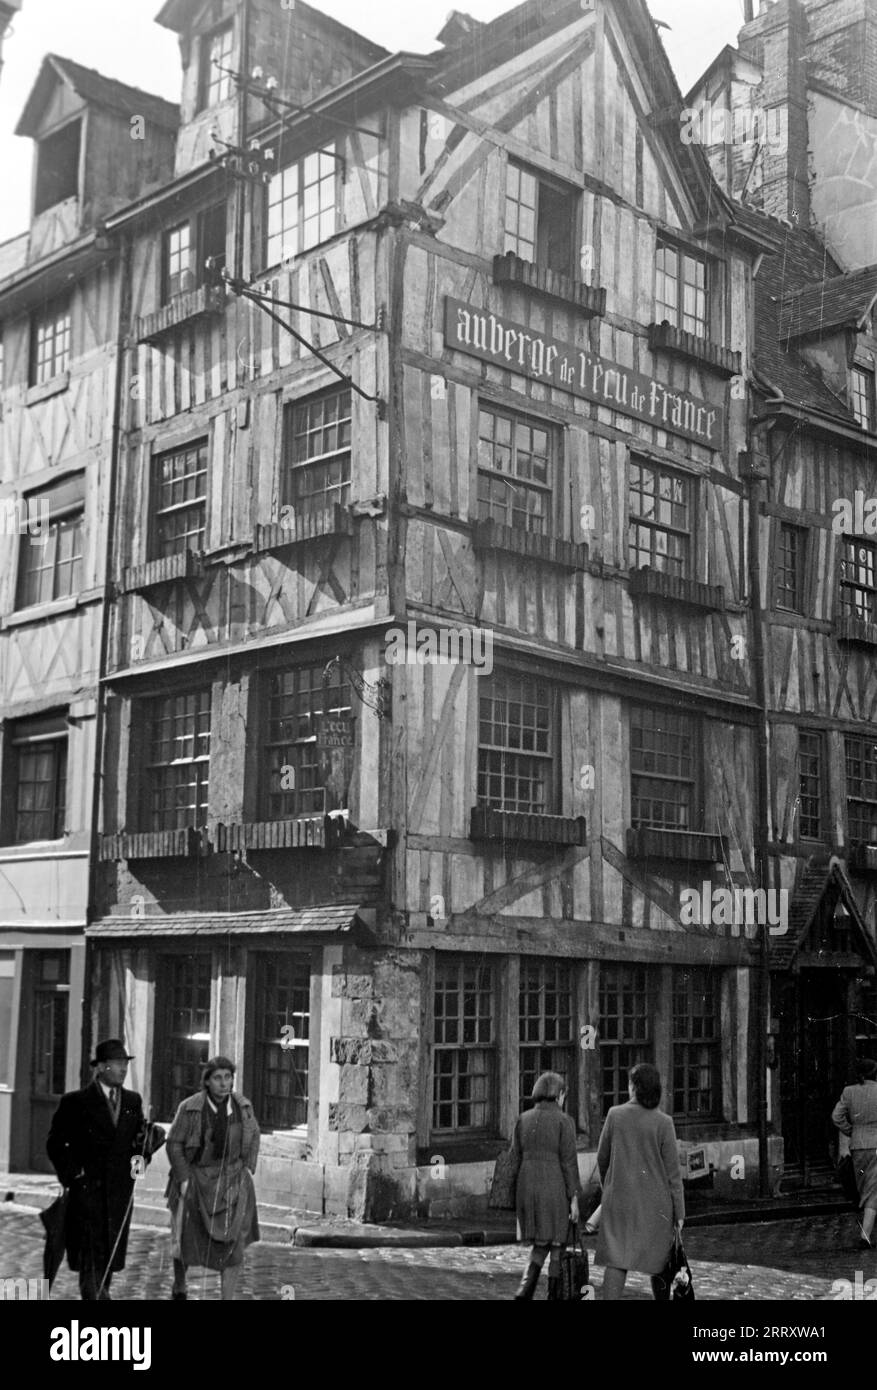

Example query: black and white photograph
[0,0,875,1363]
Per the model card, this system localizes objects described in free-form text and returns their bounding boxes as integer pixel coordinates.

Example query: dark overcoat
[512,1099,580,1245]
[46,1080,150,1275]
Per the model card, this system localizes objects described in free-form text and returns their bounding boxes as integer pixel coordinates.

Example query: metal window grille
[851,366,875,431]
[672,967,719,1118]
[628,459,692,577]
[164,221,193,301]
[266,146,337,267]
[432,957,496,1133]
[283,386,351,517]
[518,959,575,1117]
[840,538,877,622]
[31,302,71,385]
[776,522,805,612]
[477,674,555,815]
[151,440,207,559]
[13,730,67,842]
[476,404,553,534]
[845,733,877,843]
[264,664,352,818]
[254,954,310,1129]
[147,690,211,832]
[599,964,654,1115]
[159,954,212,1118]
[798,731,823,840]
[200,24,234,108]
[630,704,697,830]
[655,243,707,338]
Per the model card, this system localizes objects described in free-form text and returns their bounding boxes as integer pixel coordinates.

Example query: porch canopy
[85,903,375,943]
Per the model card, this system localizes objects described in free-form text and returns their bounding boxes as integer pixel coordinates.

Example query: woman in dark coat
[511,1071,580,1300]
[166,1056,260,1301]
[596,1062,685,1300]
[831,1056,877,1249]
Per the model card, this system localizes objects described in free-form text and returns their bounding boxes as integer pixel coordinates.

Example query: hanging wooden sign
[314,714,355,751]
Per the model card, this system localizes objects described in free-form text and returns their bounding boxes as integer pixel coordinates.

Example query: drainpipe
[235,0,250,283]
[83,229,131,1084]
[748,367,784,1197]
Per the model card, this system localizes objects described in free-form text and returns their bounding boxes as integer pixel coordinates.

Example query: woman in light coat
[596,1062,685,1300]
[831,1057,877,1250]
[511,1071,580,1300]
[165,1055,260,1300]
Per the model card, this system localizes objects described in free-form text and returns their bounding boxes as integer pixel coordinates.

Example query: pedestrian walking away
[166,1055,261,1301]
[510,1070,581,1301]
[596,1062,685,1301]
[45,1038,166,1300]
[831,1057,877,1250]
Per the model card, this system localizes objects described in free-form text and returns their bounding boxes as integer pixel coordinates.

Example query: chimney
[742,0,810,224]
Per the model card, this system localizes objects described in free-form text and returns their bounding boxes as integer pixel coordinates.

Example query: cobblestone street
[1,1206,874,1301]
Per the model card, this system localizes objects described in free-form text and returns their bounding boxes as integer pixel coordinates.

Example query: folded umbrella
[39,1189,69,1288]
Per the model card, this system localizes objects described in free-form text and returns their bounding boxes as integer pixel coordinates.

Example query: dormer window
[503,160,576,278]
[655,242,707,339]
[34,120,80,215]
[198,22,234,110]
[851,364,875,431]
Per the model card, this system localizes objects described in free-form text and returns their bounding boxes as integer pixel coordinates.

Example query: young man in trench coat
[46,1038,164,1300]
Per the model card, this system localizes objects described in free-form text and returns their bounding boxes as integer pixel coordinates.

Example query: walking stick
[96,1104,154,1299]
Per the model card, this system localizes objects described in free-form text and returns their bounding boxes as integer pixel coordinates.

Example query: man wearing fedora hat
[46,1038,165,1300]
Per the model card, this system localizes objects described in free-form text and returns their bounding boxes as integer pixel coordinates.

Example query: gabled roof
[780,266,877,340]
[770,861,877,971]
[735,205,859,423]
[156,0,386,65]
[16,54,179,138]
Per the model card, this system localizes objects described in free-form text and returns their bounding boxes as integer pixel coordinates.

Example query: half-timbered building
[689,0,877,1189]
[0,57,176,1171]
[82,0,787,1221]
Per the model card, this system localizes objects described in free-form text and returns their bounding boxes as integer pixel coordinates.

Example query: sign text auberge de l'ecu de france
[444,297,724,449]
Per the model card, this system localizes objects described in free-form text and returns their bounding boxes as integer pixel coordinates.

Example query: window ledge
[100,829,206,861]
[2,595,80,627]
[26,371,70,406]
[647,322,741,378]
[627,827,727,863]
[470,806,587,847]
[835,614,877,647]
[135,284,226,345]
[629,566,726,612]
[120,550,203,593]
[848,843,877,875]
[254,504,353,552]
[212,817,333,851]
[472,518,589,571]
[492,253,607,318]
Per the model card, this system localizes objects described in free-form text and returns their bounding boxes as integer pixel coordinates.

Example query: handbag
[558,1220,590,1300]
[838,1153,859,1207]
[488,1145,519,1210]
[659,1229,695,1301]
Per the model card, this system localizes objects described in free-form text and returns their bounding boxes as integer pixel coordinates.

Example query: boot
[514,1263,541,1300]
[547,1276,561,1301]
